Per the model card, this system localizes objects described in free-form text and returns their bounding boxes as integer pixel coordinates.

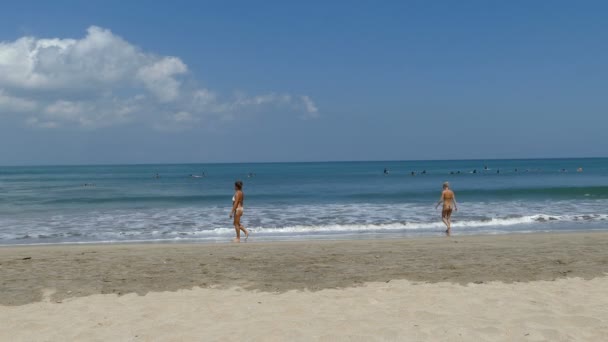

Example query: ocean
[0,158,606,245]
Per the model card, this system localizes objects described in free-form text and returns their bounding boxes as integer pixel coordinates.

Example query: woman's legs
[441,210,449,229]
[447,211,452,229]
[239,225,249,239]
[442,208,453,233]
[233,214,241,242]
[233,210,248,241]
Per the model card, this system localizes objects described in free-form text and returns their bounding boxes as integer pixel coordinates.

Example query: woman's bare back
[442,190,455,209]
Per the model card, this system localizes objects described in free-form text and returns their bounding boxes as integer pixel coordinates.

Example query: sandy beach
[2,232,608,341]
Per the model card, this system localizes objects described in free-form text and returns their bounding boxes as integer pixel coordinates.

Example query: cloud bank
[0,26,318,128]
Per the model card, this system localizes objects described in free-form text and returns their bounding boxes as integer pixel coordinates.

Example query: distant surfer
[435,182,457,235]
[229,180,249,242]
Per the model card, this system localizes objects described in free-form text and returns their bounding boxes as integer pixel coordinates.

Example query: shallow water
[0,158,606,244]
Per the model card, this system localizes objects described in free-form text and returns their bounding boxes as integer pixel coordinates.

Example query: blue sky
[0,0,607,165]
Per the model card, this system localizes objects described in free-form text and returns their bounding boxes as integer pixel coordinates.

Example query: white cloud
[26,117,58,129]
[136,57,187,102]
[45,100,86,118]
[193,89,217,107]
[0,26,142,90]
[0,26,318,129]
[171,111,198,123]
[187,90,319,120]
[300,95,319,118]
[0,90,37,112]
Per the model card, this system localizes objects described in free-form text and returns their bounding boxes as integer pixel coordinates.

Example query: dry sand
[1,232,608,341]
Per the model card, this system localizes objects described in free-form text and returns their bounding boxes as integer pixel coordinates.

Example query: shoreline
[2,231,608,306]
[2,228,607,248]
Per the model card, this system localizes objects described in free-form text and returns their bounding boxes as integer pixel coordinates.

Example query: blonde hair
[443,182,450,189]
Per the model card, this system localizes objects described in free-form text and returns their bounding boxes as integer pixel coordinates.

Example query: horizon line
[0,156,605,168]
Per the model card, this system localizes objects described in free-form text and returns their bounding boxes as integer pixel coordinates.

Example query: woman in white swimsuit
[229,180,249,242]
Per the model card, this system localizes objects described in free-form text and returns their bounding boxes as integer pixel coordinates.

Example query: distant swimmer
[514,168,518,172]
[457,171,461,174]
[435,182,457,235]
[229,180,249,242]
[496,169,500,174]
[384,168,389,175]
[153,173,160,179]
[472,169,477,174]
[411,171,416,176]
[422,170,427,175]
[577,167,583,172]
[484,165,488,171]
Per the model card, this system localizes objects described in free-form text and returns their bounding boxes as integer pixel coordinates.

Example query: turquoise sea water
[0,158,606,245]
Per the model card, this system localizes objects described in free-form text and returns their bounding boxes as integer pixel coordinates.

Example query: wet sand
[1,232,607,306]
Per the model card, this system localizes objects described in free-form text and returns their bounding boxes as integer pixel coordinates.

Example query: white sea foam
[1,202,606,244]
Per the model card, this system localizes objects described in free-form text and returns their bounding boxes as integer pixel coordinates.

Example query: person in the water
[435,182,457,235]
[229,180,249,242]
